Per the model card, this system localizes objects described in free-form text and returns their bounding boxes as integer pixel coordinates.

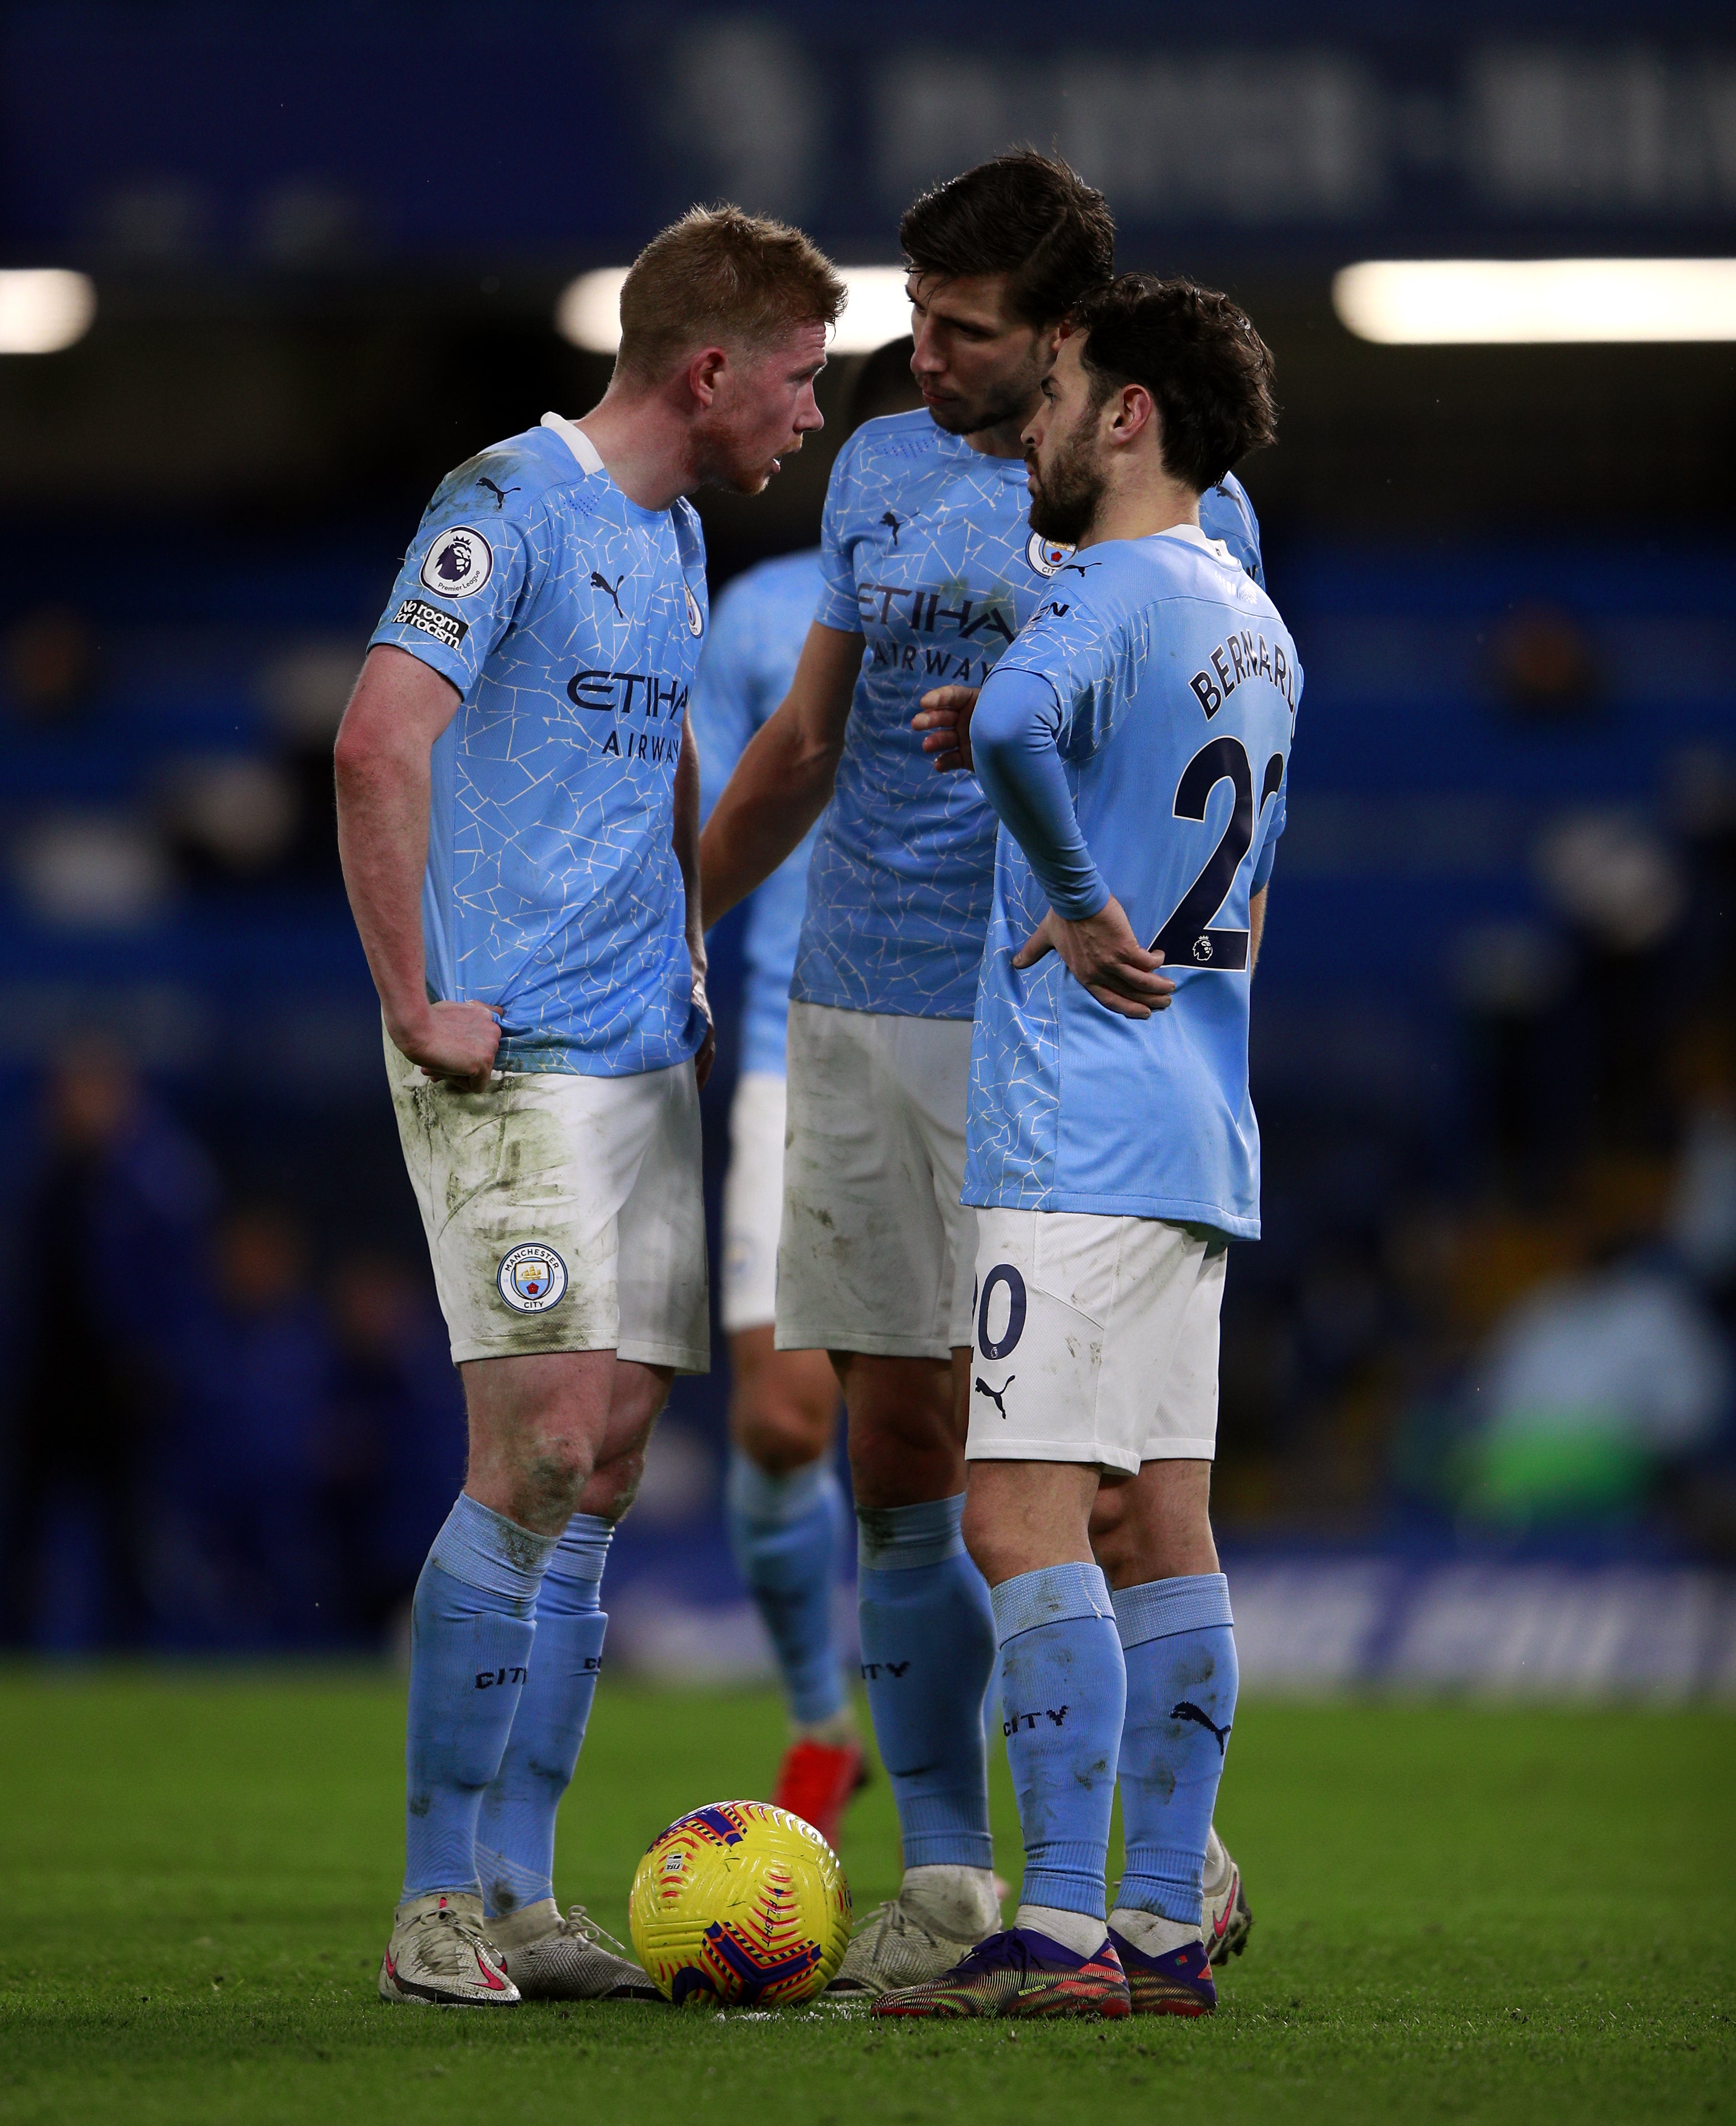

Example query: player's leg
[776,1006,999,1984]
[1091,1229,1241,2015]
[871,1209,1137,2020]
[377,1043,686,2005]
[482,1057,709,2001]
[718,1069,860,1838]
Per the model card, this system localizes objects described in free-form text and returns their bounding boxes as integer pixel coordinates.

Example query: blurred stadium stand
[1,0,1733,1688]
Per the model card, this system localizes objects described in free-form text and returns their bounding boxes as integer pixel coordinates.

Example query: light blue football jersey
[367,413,709,1078]
[963,524,1302,1238]
[690,548,822,1079]
[797,408,1263,1019]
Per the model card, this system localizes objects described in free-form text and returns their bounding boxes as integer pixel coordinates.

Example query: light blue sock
[402,1494,557,1902]
[856,1495,995,1870]
[1112,1573,1238,1927]
[475,1512,613,1920]
[726,1451,847,1729]
[992,1563,1124,1922]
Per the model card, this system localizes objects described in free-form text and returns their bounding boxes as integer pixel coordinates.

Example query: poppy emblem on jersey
[497,1242,568,1315]
[1025,533,1075,578]
[684,581,704,637]
[420,525,494,599]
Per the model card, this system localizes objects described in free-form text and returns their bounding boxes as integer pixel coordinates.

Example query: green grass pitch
[0,1669,1728,2124]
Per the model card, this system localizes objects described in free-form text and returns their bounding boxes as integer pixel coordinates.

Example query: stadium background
[1,0,1733,1706]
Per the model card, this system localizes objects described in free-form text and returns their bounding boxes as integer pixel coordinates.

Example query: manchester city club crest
[683,580,704,637]
[419,525,494,599]
[1025,532,1075,577]
[496,1241,568,1315]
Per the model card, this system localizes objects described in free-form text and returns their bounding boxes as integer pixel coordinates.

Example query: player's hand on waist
[1012,899,1176,1020]
[912,685,979,774]
[390,999,503,1091]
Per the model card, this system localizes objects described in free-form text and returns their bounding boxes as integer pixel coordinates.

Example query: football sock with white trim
[402,1493,557,1902]
[475,1511,612,1922]
[856,1494,996,1877]
[1110,1572,1238,1932]
[992,1562,1125,1928]
[726,1451,849,1731]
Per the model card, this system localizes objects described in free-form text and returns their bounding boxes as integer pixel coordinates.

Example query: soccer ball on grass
[628,1799,851,2006]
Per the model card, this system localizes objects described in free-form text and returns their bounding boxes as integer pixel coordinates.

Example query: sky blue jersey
[691,548,822,1080]
[797,408,1262,1020]
[963,524,1302,1239]
[367,413,709,1078]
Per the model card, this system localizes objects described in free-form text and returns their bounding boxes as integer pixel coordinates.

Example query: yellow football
[627,1799,852,2006]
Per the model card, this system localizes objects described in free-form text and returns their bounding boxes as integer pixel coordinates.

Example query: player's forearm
[674,716,706,978]
[1249,886,1268,973]
[699,703,840,927]
[335,726,439,1043]
[973,670,1108,922]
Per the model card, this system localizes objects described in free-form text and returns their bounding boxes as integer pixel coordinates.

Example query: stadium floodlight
[556,265,914,356]
[1333,259,1736,345]
[0,269,96,353]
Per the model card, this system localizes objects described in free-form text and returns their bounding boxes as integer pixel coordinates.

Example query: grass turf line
[0,1670,1728,2124]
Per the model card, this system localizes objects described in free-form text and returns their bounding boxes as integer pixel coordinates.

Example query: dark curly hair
[1073,274,1277,491]
[899,149,1115,327]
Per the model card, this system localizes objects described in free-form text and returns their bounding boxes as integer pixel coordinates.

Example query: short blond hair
[615,203,846,385]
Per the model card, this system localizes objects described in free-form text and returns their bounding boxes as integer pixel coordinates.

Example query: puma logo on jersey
[975,1375,1014,1417]
[478,476,519,510]
[1171,1700,1232,1755]
[590,570,626,616]
[881,510,903,546]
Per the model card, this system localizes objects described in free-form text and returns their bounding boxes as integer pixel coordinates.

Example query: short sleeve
[368,492,539,697]
[814,431,867,634]
[689,578,762,822]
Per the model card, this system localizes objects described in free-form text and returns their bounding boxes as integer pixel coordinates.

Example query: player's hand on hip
[912,685,979,774]
[1012,899,1176,1020]
[691,973,716,1092]
[392,999,503,1091]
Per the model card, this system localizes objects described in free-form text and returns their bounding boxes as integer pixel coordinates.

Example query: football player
[873,275,1293,2018]
[700,155,1261,1991]
[335,206,843,2006]
[691,342,923,1848]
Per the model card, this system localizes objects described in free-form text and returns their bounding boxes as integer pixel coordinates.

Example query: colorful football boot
[870,1926,1131,2020]
[1108,1929,1218,2017]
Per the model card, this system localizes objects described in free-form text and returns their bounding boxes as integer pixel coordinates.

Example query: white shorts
[385,1026,709,1371]
[720,1070,786,1335]
[775,1001,976,1359]
[964,1208,1226,1475]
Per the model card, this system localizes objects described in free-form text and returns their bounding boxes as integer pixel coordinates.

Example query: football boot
[825,1890,989,1996]
[489,1900,663,2002]
[1204,1826,1253,1966]
[377,1890,518,2006]
[772,1735,868,1850]
[871,1926,1130,2020]
[1109,1928,1218,2017]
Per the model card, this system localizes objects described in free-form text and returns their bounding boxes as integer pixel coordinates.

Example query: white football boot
[1203,1826,1253,1967]
[377,1890,518,2005]
[488,1900,663,2002]
[826,1867,1001,1997]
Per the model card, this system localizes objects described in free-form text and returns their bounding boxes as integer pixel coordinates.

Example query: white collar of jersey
[540,411,605,475]
[1153,521,1232,565]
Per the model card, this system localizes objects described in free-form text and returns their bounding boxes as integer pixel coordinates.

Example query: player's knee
[579,1442,647,1524]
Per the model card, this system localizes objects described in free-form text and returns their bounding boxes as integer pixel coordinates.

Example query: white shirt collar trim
[1156,521,1232,564]
[541,411,604,475]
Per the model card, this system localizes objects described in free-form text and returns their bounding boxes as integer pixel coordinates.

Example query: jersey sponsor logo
[391,596,469,650]
[566,668,690,761]
[496,1241,568,1314]
[420,525,494,599]
[683,580,704,637]
[1026,532,1075,577]
[854,580,1017,646]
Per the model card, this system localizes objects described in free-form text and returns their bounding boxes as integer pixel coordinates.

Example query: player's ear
[1113,383,1156,446]
[685,345,729,410]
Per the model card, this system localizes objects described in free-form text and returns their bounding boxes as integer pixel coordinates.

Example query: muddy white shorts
[720,1070,786,1335]
[775,1001,976,1359]
[385,1026,709,1371]
[964,1208,1226,1475]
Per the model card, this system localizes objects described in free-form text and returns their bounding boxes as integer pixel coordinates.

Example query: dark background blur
[2,0,1733,1683]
